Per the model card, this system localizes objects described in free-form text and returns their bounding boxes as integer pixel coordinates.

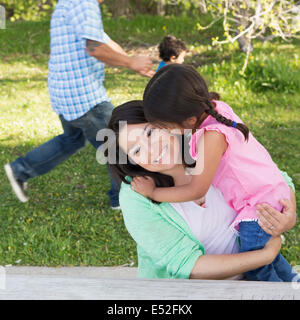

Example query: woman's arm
[120,182,282,280]
[191,173,296,279]
[190,236,282,280]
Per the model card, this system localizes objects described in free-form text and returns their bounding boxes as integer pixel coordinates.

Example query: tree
[197,0,300,73]
[0,0,57,21]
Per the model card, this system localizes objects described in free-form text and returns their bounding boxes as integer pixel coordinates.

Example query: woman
[107,100,297,280]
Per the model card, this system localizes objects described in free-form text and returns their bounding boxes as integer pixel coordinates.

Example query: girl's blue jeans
[239,221,299,282]
[9,101,119,208]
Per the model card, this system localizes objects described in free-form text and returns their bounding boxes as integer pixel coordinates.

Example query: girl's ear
[182,116,198,128]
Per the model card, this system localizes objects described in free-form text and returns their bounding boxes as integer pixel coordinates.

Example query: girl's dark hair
[158,35,187,62]
[143,64,249,140]
[107,100,195,201]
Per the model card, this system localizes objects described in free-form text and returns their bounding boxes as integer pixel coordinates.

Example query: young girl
[131,64,299,282]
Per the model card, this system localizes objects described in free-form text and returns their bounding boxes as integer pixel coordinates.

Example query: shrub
[244,55,300,93]
[0,0,57,21]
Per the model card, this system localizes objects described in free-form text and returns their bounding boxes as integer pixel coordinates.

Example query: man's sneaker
[110,205,121,211]
[4,164,29,203]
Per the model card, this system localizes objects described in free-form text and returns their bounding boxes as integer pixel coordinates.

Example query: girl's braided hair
[143,64,249,141]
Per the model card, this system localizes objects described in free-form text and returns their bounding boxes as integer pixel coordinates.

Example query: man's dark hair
[158,35,187,62]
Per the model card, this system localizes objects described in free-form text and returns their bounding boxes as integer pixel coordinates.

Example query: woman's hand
[131,176,156,198]
[257,189,297,237]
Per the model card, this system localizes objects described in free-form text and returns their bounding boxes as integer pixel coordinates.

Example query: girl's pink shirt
[189,100,290,229]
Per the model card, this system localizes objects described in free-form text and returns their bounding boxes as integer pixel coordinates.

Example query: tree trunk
[108,0,129,17]
[199,0,207,13]
[237,35,253,53]
[157,0,165,16]
[236,8,253,53]
[0,1,14,18]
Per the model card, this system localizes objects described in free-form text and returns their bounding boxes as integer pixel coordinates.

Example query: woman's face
[118,122,181,173]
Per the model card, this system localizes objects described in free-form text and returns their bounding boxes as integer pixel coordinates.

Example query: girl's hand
[257,198,297,237]
[262,236,282,264]
[131,176,156,198]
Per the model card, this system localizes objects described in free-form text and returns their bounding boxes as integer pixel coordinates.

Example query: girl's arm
[132,131,227,203]
[190,236,282,280]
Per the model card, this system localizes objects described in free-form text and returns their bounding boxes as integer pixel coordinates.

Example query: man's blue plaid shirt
[48,0,111,121]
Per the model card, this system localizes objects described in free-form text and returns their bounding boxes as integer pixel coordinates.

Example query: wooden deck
[0,269,299,300]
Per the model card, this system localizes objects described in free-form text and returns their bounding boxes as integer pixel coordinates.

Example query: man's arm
[105,39,127,55]
[86,39,154,77]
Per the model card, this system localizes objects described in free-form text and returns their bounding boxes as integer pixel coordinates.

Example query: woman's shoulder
[120,180,142,200]
[119,180,154,211]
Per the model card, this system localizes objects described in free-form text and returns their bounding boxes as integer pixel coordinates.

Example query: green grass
[0,14,299,267]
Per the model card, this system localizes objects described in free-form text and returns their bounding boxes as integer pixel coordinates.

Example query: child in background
[156,35,187,72]
[132,64,299,283]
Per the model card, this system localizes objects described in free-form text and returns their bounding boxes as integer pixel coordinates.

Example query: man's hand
[86,39,154,77]
[128,55,154,78]
[131,176,156,198]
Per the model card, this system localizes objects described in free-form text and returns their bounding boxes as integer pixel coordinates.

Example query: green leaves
[244,54,300,93]
[1,0,57,22]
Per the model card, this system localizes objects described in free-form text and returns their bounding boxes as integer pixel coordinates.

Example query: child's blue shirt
[156,60,168,72]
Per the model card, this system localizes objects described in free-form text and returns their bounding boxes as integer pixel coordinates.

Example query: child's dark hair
[143,64,249,141]
[158,35,187,62]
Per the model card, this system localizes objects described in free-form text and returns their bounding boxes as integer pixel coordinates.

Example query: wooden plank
[0,275,299,300]
[5,266,138,279]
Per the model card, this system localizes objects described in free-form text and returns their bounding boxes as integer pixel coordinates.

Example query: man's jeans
[10,101,119,207]
[239,221,300,282]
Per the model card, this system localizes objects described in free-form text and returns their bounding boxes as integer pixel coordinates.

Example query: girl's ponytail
[205,105,249,141]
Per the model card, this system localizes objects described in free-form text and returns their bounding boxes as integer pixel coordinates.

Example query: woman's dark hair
[158,35,187,62]
[107,100,195,202]
[143,64,249,140]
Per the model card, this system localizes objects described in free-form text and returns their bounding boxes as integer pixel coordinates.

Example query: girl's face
[118,122,181,172]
